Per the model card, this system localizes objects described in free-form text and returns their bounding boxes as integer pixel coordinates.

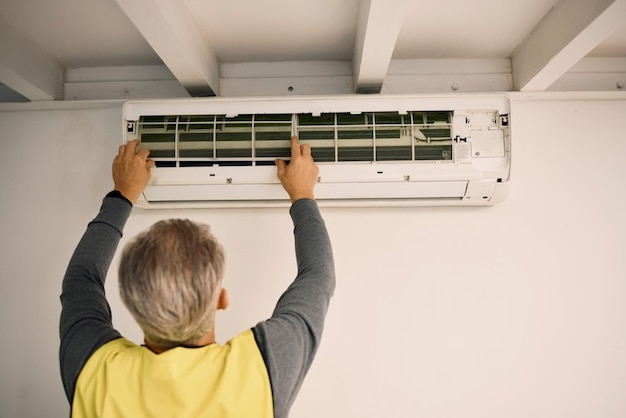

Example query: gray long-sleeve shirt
[59,193,335,417]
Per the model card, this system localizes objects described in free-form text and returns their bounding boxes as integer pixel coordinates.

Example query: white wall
[0,96,624,418]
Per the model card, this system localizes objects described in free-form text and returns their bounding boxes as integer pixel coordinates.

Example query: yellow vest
[72,329,273,418]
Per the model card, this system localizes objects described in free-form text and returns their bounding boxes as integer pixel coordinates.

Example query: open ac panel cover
[123,94,511,208]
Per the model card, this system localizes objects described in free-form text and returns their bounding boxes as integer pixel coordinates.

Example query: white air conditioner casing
[123,94,511,208]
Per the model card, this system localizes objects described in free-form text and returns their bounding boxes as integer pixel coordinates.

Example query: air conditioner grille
[136,111,453,167]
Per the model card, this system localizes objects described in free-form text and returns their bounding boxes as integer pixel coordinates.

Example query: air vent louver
[137,111,453,167]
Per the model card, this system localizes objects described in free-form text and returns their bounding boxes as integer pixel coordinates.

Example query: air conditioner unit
[123,94,511,208]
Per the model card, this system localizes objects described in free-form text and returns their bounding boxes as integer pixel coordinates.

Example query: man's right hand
[275,136,319,203]
[112,140,155,204]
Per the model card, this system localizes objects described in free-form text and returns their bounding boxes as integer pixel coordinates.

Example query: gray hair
[119,219,225,349]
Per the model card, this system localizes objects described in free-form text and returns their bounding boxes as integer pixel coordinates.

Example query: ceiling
[0,0,625,103]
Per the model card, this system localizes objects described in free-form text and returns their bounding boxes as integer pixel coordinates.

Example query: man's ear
[217,288,229,310]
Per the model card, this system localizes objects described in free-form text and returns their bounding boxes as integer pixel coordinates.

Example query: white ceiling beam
[383,59,513,93]
[64,66,189,100]
[114,0,219,96]
[353,0,408,93]
[0,17,63,101]
[512,0,626,91]
[220,61,353,96]
[547,57,626,91]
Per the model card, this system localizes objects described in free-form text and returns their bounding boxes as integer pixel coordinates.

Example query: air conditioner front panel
[147,164,489,186]
[143,181,469,202]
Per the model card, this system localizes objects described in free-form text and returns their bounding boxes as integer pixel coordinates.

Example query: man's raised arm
[253,136,336,418]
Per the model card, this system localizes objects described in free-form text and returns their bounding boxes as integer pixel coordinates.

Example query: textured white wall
[0,97,624,417]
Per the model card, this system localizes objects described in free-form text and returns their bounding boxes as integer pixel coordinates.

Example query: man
[59,136,335,417]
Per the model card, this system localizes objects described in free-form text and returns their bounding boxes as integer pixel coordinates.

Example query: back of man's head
[119,219,225,349]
